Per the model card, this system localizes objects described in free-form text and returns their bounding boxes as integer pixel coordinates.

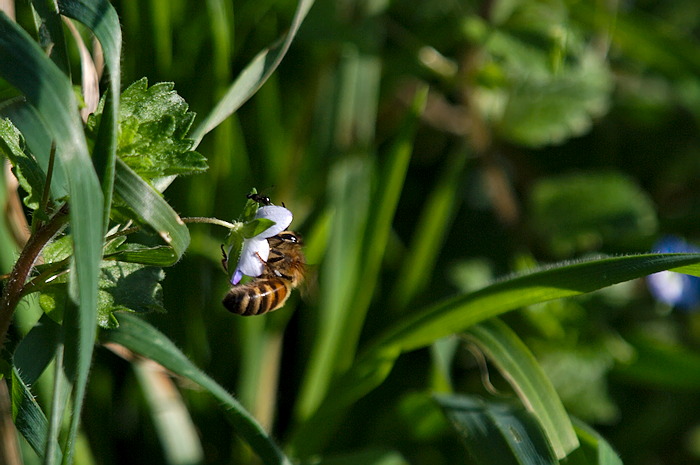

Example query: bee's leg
[220,245,228,271]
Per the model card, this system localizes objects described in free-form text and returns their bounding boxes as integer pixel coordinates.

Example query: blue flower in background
[646,236,700,311]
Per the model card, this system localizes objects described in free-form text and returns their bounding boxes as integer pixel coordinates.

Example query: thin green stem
[182,216,238,229]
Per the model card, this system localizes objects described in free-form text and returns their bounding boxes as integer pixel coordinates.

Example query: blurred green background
[8,0,700,463]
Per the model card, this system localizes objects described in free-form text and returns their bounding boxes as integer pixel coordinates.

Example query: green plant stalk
[288,253,700,456]
[0,207,68,352]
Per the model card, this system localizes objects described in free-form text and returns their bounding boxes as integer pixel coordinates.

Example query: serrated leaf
[0,118,45,209]
[37,260,165,329]
[0,101,69,200]
[89,78,207,179]
[97,261,165,328]
[474,9,613,147]
[498,51,611,147]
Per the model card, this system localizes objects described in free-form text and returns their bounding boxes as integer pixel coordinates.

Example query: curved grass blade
[101,313,292,465]
[390,147,469,310]
[190,0,316,147]
[28,0,70,75]
[10,367,63,464]
[0,13,103,465]
[378,253,700,353]
[289,252,700,456]
[435,394,558,465]
[59,0,122,232]
[114,159,190,261]
[465,318,579,459]
[569,418,622,465]
[343,86,427,364]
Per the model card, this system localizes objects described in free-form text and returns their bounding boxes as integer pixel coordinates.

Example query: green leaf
[89,78,207,179]
[10,367,62,463]
[114,159,190,261]
[536,346,618,423]
[104,244,178,267]
[289,252,700,455]
[471,4,613,147]
[13,315,62,386]
[495,50,612,147]
[101,313,292,465]
[0,13,104,465]
[529,172,658,256]
[96,261,165,329]
[465,319,579,459]
[0,101,69,200]
[241,218,276,238]
[0,118,45,209]
[37,261,165,329]
[435,394,558,465]
[379,253,700,355]
[59,0,123,231]
[568,419,623,465]
[191,0,316,146]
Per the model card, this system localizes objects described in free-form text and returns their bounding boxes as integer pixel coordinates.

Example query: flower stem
[0,206,68,351]
[182,216,238,230]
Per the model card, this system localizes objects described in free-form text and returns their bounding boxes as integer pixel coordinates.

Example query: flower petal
[231,269,243,285]
[255,205,293,238]
[237,237,270,277]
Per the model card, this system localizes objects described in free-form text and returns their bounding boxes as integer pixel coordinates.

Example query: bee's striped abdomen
[222,279,290,316]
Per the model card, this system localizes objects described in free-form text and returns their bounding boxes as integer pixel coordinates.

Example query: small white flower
[232,205,293,284]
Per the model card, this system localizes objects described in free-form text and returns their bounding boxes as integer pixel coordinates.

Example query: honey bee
[223,231,305,316]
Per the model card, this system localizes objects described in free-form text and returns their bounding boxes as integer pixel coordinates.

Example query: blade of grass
[465,318,579,459]
[10,368,62,464]
[295,156,372,421]
[28,0,70,75]
[101,312,292,465]
[59,0,123,232]
[114,159,190,261]
[339,86,427,370]
[0,15,103,465]
[288,252,700,456]
[390,147,469,310]
[570,418,622,465]
[13,315,62,386]
[147,0,173,71]
[133,359,204,465]
[435,394,558,465]
[190,0,316,147]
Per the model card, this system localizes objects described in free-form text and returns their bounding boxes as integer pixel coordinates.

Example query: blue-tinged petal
[255,205,293,238]
[237,237,270,277]
[231,269,243,285]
